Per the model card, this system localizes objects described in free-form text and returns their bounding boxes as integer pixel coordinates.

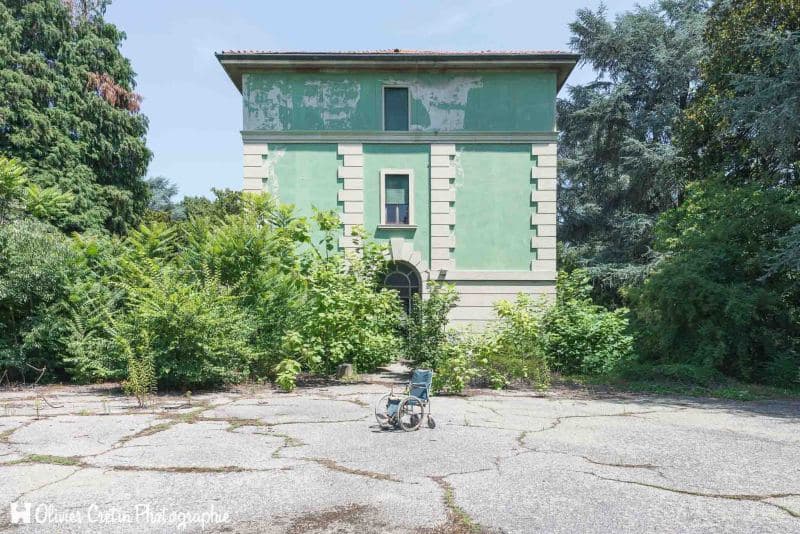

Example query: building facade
[217,51,578,327]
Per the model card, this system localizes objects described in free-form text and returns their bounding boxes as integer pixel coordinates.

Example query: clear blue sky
[104,0,639,199]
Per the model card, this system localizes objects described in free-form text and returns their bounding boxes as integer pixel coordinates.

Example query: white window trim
[381,85,412,132]
[380,169,415,226]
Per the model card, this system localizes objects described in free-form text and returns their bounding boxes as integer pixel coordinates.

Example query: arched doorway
[383,262,421,314]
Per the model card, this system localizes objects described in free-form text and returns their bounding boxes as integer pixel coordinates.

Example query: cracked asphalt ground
[1,369,799,533]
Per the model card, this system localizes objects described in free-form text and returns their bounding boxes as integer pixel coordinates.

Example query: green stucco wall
[268,143,341,245]
[363,144,431,264]
[454,145,534,270]
[264,143,534,271]
[243,71,556,133]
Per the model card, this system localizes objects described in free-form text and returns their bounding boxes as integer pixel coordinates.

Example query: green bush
[0,219,78,381]
[430,295,550,393]
[430,335,479,394]
[476,295,550,389]
[120,330,157,407]
[630,183,800,386]
[428,273,633,392]
[543,270,634,375]
[405,282,459,366]
[115,266,260,389]
[181,195,306,373]
[282,213,403,374]
[274,358,302,392]
[57,232,128,382]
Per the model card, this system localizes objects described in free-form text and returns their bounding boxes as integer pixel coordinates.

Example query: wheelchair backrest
[409,369,433,401]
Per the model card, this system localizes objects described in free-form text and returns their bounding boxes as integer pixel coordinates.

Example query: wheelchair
[374,369,436,431]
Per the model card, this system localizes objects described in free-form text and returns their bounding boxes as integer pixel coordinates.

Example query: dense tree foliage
[0,0,151,233]
[559,0,799,386]
[558,0,708,304]
[680,0,800,186]
[631,184,799,384]
[630,0,800,385]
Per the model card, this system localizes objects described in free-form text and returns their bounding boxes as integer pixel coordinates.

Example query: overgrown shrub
[430,295,550,393]
[405,282,458,365]
[0,219,78,381]
[543,270,634,375]
[274,358,302,392]
[430,334,479,394]
[181,195,305,373]
[115,265,260,389]
[428,271,632,392]
[282,213,403,374]
[58,232,127,382]
[476,295,550,389]
[120,330,157,407]
[630,183,800,386]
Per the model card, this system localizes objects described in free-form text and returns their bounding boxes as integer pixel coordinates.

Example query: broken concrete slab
[92,421,303,471]
[449,449,798,533]
[10,414,156,457]
[203,395,369,425]
[5,464,444,533]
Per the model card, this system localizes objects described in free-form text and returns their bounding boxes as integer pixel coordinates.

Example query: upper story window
[383,87,409,131]
[380,170,414,226]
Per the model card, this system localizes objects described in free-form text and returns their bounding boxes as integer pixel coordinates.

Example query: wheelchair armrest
[409,382,429,388]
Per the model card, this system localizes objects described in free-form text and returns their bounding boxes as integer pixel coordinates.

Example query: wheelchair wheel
[427,415,436,429]
[397,397,424,431]
[374,394,393,429]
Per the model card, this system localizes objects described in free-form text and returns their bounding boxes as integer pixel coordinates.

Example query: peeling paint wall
[384,77,483,131]
[242,71,556,132]
[301,80,361,128]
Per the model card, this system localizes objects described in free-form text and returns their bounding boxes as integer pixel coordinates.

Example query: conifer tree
[0,0,151,233]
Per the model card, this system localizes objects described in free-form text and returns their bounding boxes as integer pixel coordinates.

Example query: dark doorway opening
[383,261,421,313]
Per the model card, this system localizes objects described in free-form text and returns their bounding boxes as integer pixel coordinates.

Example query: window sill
[378,224,417,230]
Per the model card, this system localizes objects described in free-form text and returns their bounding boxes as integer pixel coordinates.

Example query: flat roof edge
[216,53,580,93]
[215,52,580,62]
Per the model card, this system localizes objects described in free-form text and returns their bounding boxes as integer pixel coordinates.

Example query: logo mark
[10,502,31,524]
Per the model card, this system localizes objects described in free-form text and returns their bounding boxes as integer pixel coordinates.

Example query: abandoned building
[216,50,579,326]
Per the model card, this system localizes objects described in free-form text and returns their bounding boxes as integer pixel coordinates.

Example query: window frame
[381,85,411,132]
[379,169,415,227]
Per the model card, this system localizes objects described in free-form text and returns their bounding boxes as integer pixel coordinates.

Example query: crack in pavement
[0,419,36,444]
[5,454,294,475]
[5,464,83,515]
[262,415,371,427]
[475,403,502,417]
[311,393,371,408]
[580,470,800,519]
[455,409,684,436]
[101,464,293,474]
[428,476,484,533]
[508,442,675,481]
[266,427,404,484]
[438,466,496,479]
[300,457,402,483]
[578,456,661,471]
[528,409,675,434]
[270,431,306,459]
